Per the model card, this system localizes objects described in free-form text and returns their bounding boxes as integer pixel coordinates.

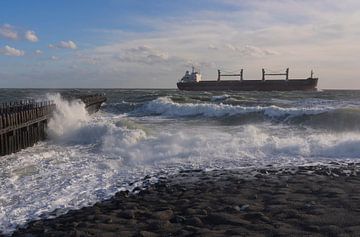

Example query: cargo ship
[177,68,318,91]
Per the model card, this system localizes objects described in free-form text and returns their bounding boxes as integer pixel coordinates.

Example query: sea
[1,88,360,234]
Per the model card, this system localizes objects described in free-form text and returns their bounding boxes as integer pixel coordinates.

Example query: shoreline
[10,163,360,237]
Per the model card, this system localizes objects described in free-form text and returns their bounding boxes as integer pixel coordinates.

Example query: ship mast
[217,69,244,81]
[262,68,289,80]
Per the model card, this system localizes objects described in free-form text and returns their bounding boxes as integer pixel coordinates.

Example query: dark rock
[147,220,172,231]
[185,217,203,227]
[76,222,88,228]
[170,215,186,224]
[320,225,343,237]
[139,230,159,237]
[117,210,135,219]
[244,212,271,223]
[303,225,320,232]
[152,209,173,221]
[239,204,250,211]
[184,208,197,215]
[205,213,250,226]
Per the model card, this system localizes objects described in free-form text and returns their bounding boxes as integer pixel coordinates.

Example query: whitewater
[1,89,360,235]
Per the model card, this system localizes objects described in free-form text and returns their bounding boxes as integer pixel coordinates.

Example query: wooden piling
[0,94,106,156]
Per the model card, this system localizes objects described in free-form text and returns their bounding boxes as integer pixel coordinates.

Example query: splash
[46,93,89,141]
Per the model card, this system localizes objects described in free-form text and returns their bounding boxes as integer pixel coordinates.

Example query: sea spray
[46,93,89,141]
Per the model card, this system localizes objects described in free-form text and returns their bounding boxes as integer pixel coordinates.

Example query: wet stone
[152,209,174,221]
[171,215,186,224]
[185,217,203,227]
[117,210,135,219]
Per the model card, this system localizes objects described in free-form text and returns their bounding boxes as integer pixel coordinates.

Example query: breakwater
[0,94,106,156]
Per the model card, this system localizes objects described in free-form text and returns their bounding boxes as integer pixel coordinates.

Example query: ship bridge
[180,67,202,82]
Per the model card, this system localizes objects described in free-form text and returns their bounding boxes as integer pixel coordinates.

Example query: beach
[12,163,360,237]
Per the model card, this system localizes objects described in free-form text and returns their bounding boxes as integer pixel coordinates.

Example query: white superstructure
[180,67,202,83]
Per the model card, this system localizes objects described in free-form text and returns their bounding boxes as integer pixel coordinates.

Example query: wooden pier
[0,94,106,156]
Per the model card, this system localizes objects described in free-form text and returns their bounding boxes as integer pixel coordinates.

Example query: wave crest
[138,97,330,118]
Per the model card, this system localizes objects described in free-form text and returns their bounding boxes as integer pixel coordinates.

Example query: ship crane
[217,69,244,81]
[262,68,289,81]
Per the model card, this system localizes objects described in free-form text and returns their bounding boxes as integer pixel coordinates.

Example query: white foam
[211,94,230,101]
[138,97,333,118]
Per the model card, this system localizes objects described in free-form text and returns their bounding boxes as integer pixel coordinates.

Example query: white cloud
[25,30,39,42]
[35,49,43,55]
[59,40,77,49]
[0,24,18,40]
[1,45,25,56]
[49,40,77,49]
[51,56,59,60]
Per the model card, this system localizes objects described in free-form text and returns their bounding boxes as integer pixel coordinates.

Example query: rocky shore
[11,163,360,237]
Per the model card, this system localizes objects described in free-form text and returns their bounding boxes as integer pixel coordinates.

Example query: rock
[205,213,250,226]
[185,217,203,227]
[152,209,173,221]
[69,229,86,237]
[225,228,250,235]
[303,225,320,232]
[185,208,197,215]
[244,212,271,223]
[171,215,186,223]
[198,209,208,216]
[147,220,172,231]
[240,204,250,211]
[76,222,88,228]
[139,230,159,237]
[117,210,135,219]
[173,229,191,236]
[320,225,343,236]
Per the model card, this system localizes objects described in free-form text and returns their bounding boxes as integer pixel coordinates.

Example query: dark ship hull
[177,78,318,91]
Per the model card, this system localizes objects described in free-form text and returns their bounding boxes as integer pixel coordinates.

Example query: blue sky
[1,0,360,88]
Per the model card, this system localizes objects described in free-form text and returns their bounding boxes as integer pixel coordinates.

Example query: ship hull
[177,78,318,91]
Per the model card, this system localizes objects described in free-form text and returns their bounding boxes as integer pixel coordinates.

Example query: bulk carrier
[177,68,318,91]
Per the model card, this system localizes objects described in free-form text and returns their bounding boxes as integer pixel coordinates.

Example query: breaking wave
[134,97,360,131]
[137,97,330,117]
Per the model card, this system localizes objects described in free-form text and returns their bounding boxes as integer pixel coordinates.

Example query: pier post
[0,94,106,156]
[240,69,243,81]
[217,70,221,81]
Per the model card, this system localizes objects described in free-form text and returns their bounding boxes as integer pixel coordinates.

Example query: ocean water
[1,89,360,234]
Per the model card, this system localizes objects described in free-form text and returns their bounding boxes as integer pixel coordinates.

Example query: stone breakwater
[11,163,360,237]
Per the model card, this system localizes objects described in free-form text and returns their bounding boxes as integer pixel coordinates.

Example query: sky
[0,0,360,89]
